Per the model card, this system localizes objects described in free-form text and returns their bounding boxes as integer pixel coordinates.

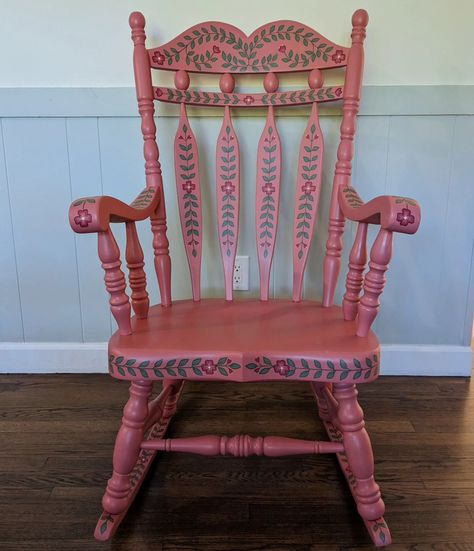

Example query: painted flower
[213,45,221,54]
[302,181,316,195]
[182,181,195,194]
[262,183,275,195]
[273,360,290,376]
[201,360,217,375]
[396,207,415,226]
[74,208,92,228]
[243,95,255,105]
[221,182,235,195]
[152,50,166,65]
[155,88,163,98]
[278,44,287,53]
[332,50,346,64]
[335,87,343,97]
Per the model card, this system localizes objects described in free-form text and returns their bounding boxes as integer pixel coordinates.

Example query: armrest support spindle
[343,222,368,321]
[125,222,149,318]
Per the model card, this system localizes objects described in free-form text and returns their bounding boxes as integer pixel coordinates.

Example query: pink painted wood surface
[216,105,240,300]
[102,380,153,515]
[357,228,393,337]
[333,383,385,520]
[174,103,203,301]
[292,101,324,301]
[98,228,131,335]
[256,104,281,301]
[125,222,149,318]
[149,21,349,73]
[141,434,343,456]
[130,12,172,307]
[153,85,343,106]
[107,299,380,383]
[339,186,421,234]
[323,10,368,308]
[342,222,367,321]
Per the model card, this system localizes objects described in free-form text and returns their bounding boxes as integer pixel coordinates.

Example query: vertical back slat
[292,102,324,302]
[256,105,281,301]
[216,105,240,301]
[174,103,203,301]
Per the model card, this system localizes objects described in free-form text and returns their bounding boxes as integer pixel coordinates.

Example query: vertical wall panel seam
[462,238,474,345]
[0,119,25,341]
[65,118,85,343]
[435,115,458,339]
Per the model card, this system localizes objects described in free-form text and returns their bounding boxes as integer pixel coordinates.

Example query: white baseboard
[0,342,471,376]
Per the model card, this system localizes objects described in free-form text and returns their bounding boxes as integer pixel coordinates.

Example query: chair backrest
[129,10,368,305]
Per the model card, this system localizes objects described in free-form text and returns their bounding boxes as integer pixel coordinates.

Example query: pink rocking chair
[69,9,420,546]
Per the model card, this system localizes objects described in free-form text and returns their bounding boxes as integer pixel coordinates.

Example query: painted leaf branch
[259,126,278,259]
[219,125,238,257]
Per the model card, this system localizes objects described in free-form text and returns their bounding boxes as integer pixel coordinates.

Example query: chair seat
[108,299,380,383]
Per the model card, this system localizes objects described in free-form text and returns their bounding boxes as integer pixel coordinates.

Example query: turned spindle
[343,222,368,321]
[125,222,149,318]
[323,10,368,307]
[130,12,172,307]
[357,228,392,337]
[98,228,131,335]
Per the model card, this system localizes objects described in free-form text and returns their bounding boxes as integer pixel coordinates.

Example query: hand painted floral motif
[109,355,241,378]
[219,125,238,257]
[74,208,92,228]
[396,207,415,227]
[342,187,363,208]
[131,187,156,209]
[296,123,320,260]
[258,126,278,259]
[154,86,343,106]
[331,49,346,63]
[177,124,200,257]
[150,23,345,72]
[246,355,379,381]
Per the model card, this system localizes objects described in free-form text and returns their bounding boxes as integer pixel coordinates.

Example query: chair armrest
[338,186,421,235]
[69,186,160,234]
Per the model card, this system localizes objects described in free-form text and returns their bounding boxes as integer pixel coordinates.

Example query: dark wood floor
[1,375,474,550]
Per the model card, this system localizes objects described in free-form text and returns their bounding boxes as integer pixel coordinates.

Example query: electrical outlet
[233,256,249,291]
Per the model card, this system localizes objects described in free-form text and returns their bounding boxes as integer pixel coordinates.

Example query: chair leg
[102,380,154,515]
[95,379,184,540]
[333,383,384,520]
[311,382,337,423]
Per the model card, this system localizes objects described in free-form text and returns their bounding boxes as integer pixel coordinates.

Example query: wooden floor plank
[0,374,473,549]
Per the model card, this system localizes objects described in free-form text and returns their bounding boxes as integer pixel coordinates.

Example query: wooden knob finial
[220,73,235,93]
[175,70,190,90]
[352,9,369,28]
[129,11,145,30]
[308,69,324,90]
[264,72,279,93]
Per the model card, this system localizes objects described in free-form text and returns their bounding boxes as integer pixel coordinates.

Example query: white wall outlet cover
[233,256,249,291]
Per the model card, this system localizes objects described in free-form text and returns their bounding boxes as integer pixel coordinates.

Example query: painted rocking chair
[69,9,420,546]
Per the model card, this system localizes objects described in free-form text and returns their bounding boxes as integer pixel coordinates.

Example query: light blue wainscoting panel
[0,103,473,351]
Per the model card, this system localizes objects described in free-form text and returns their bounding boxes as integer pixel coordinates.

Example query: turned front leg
[334,383,385,520]
[102,381,153,515]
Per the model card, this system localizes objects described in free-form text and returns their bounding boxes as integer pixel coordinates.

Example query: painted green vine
[342,187,364,208]
[219,125,238,257]
[152,24,341,72]
[259,126,278,259]
[131,187,155,209]
[177,124,200,257]
[296,123,319,260]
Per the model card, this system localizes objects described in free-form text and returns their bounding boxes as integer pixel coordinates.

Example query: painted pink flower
[243,95,255,105]
[74,208,92,228]
[335,87,343,97]
[213,45,221,54]
[152,50,166,65]
[332,50,346,64]
[221,182,235,195]
[396,207,415,226]
[155,88,163,98]
[302,182,316,195]
[201,360,217,375]
[278,44,287,53]
[262,183,275,195]
[273,360,290,376]
[182,181,195,194]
